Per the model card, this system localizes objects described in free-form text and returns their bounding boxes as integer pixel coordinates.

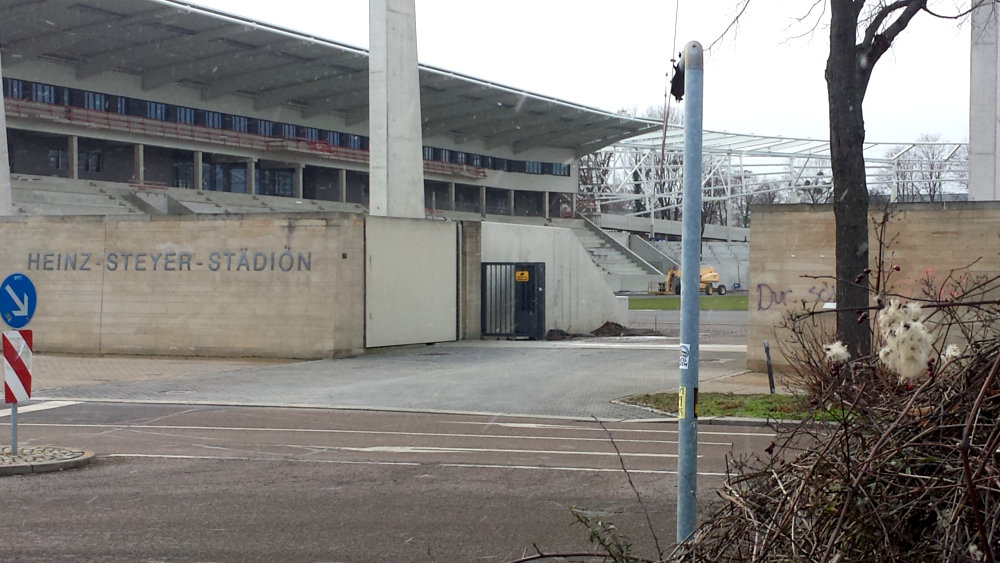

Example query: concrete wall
[748,203,1000,372]
[481,222,627,333]
[0,213,366,359]
[365,216,457,347]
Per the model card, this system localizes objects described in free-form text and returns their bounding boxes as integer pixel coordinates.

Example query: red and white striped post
[4,330,32,455]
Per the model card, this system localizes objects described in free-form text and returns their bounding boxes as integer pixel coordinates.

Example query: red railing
[5,97,487,179]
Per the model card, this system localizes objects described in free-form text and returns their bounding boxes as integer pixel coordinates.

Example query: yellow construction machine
[656,266,727,296]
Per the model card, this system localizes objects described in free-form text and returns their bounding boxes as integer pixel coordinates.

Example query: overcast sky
[192,0,972,144]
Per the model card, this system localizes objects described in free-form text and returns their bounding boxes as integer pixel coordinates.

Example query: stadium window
[492,158,509,172]
[31,83,57,104]
[471,154,482,167]
[226,115,249,133]
[4,78,24,99]
[422,146,434,160]
[436,149,451,163]
[346,134,362,149]
[254,119,275,136]
[114,97,128,115]
[83,92,105,111]
[78,152,102,174]
[174,107,196,124]
[509,160,528,174]
[146,102,167,121]
[301,127,319,141]
[327,131,341,146]
[281,123,297,138]
[454,152,467,165]
[202,111,223,129]
[48,149,68,170]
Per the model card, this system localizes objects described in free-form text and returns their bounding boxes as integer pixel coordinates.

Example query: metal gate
[481,262,545,340]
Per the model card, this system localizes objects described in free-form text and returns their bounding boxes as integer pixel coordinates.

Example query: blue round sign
[0,273,36,329]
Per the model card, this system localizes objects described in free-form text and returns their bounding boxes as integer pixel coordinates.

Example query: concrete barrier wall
[481,222,627,333]
[3,213,366,359]
[749,203,1000,372]
[365,216,458,347]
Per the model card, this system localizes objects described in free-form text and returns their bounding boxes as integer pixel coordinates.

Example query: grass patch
[623,392,806,419]
[628,295,748,311]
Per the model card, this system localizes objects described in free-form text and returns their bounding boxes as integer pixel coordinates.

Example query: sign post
[3,330,32,455]
[0,273,35,456]
[677,40,704,544]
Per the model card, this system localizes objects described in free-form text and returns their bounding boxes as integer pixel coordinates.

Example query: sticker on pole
[3,330,32,404]
[0,273,36,329]
[679,343,690,370]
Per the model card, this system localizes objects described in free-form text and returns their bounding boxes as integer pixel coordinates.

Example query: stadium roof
[0,0,659,156]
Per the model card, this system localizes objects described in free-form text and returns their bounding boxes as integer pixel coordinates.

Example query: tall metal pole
[677,40,704,544]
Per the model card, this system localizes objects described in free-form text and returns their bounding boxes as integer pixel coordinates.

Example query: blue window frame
[175,107,196,124]
[83,92,105,111]
[227,115,249,133]
[202,111,223,129]
[4,79,25,99]
[32,83,57,104]
[255,120,274,136]
[146,102,167,121]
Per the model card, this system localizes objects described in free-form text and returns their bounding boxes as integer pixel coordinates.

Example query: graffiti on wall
[756,281,836,311]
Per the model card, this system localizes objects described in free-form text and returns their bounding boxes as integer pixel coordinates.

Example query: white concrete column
[368,0,425,218]
[294,163,305,199]
[508,189,515,216]
[193,151,203,190]
[68,135,79,179]
[134,144,145,183]
[338,168,347,202]
[448,182,456,211]
[970,4,999,200]
[544,191,550,219]
[246,157,256,195]
[0,55,12,215]
[479,185,486,217]
[571,193,577,216]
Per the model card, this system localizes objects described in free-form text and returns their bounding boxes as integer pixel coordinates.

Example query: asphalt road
[1,401,774,562]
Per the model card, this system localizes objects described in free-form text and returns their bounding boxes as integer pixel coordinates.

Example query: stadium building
[0,0,659,358]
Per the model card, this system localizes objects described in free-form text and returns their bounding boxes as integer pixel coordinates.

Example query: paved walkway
[34,339,757,420]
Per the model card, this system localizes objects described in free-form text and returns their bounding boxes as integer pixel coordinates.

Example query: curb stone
[0,447,95,476]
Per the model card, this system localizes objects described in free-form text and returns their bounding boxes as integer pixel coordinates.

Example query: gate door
[481,262,546,340]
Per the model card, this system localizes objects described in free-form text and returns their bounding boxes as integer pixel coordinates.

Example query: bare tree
[882,133,968,202]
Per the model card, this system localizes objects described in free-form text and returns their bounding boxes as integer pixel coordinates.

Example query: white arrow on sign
[4,285,29,317]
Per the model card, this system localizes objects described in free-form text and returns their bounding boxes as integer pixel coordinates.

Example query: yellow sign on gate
[515,270,529,282]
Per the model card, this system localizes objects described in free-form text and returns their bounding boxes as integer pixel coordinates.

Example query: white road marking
[322,445,688,458]
[106,453,725,476]
[20,422,736,447]
[442,421,774,437]
[438,463,727,477]
[106,453,419,466]
[0,401,80,418]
